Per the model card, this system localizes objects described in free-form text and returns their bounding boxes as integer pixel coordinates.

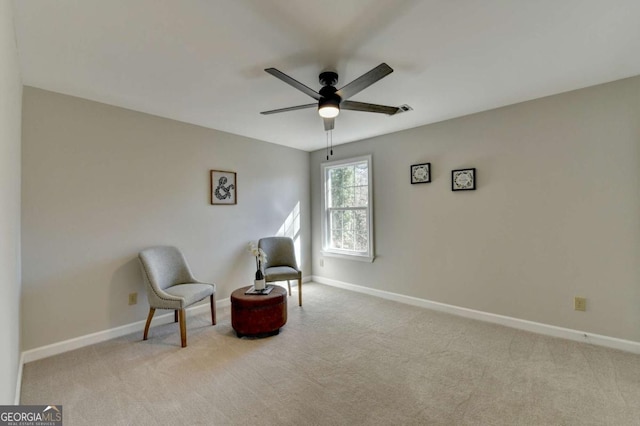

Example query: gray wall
[311,76,640,343]
[0,0,22,404]
[21,87,311,350]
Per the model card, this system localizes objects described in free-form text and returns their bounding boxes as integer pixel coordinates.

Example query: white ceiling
[12,0,640,151]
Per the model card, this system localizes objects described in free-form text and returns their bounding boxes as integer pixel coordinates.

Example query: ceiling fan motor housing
[319,85,341,111]
[318,72,341,112]
[319,71,338,87]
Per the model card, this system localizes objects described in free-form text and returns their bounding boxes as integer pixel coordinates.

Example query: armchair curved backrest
[260,237,298,269]
[139,246,196,296]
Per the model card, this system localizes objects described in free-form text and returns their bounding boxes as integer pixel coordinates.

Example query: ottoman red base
[230,285,287,338]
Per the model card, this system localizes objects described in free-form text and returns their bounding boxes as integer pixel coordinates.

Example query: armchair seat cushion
[165,283,215,309]
[264,266,301,282]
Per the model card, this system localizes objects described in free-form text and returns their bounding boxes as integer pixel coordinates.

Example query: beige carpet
[21,283,640,425]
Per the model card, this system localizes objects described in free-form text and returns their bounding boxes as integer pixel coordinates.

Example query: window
[321,155,374,262]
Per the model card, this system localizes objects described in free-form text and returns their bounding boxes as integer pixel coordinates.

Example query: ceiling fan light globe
[319,105,339,118]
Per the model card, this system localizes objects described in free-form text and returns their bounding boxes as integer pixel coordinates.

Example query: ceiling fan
[260,63,402,131]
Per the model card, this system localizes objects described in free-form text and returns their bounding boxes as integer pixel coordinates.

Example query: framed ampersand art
[210,170,237,205]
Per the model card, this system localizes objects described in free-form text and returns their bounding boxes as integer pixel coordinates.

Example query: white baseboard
[21,299,230,365]
[14,352,24,405]
[312,275,640,355]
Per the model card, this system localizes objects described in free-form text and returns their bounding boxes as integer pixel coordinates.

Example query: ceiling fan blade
[341,100,400,115]
[323,117,335,131]
[265,68,321,100]
[260,103,317,115]
[336,63,393,100]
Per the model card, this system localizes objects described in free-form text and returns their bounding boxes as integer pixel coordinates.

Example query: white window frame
[320,155,374,262]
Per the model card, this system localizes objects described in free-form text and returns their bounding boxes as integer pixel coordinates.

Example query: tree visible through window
[321,155,374,261]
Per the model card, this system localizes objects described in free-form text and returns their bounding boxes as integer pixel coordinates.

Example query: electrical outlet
[319,258,324,267]
[574,297,586,312]
[128,292,138,305]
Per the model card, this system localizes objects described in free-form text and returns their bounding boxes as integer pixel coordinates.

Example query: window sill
[321,250,374,263]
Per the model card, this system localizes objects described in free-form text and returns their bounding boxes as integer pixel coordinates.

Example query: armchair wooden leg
[174,310,178,323]
[210,295,216,325]
[179,308,187,348]
[287,280,292,296]
[143,308,155,340]
[298,277,302,306]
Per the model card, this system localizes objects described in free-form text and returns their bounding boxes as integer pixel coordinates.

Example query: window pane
[328,166,356,208]
[354,210,368,251]
[355,232,368,252]
[328,208,368,253]
[343,236,355,251]
[354,185,368,207]
[330,185,354,208]
[330,210,343,231]
[342,218,355,251]
[331,228,343,249]
[328,163,367,208]
[355,163,368,186]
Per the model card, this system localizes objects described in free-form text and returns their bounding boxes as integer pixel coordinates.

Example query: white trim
[320,154,374,261]
[21,299,230,364]
[320,251,374,263]
[14,352,24,404]
[312,275,640,354]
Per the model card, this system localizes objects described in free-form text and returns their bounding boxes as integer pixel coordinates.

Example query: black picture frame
[452,168,476,191]
[410,163,431,184]
[210,170,237,205]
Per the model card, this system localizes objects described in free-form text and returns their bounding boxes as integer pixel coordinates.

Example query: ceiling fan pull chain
[326,131,329,160]
[330,130,333,156]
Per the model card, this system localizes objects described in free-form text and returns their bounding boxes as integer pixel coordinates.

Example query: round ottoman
[230,285,287,338]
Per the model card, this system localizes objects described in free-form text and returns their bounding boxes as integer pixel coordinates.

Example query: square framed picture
[452,168,476,191]
[210,170,237,205]
[410,163,431,184]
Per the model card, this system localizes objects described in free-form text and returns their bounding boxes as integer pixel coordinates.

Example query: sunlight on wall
[276,201,301,267]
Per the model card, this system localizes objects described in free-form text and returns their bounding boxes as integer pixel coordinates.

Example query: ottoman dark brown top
[230,285,287,338]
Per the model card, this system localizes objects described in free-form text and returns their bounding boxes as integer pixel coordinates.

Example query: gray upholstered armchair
[258,237,302,306]
[138,246,216,347]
